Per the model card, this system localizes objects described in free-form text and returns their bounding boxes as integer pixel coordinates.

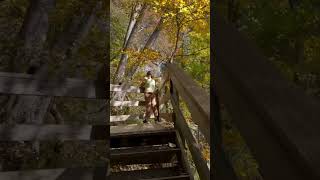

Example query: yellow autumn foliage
[124,48,161,70]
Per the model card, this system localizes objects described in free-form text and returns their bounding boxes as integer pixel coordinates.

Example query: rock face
[141,62,162,78]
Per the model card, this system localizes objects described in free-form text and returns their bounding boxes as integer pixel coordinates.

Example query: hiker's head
[146,71,152,78]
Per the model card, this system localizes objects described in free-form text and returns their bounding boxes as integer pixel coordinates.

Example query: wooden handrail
[214,14,320,180]
[165,63,210,143]
[157,63,211,180]
[171,95,210,180]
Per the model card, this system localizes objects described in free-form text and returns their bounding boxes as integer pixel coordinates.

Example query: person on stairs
[140,71,160,123]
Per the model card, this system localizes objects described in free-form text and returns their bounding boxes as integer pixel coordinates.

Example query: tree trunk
[3,0,100,124]
[0,0,56,167]
[110,17,164,104]
[113,3,146,83]
[52,2,101,61]
[19,0,55,49]
[3,0,55,124]
[169,19,181,63]
[127,17,163,78]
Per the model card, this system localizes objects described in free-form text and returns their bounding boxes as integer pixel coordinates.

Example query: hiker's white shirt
[144,77,156,93]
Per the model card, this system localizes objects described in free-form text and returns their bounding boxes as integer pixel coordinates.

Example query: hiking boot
[155,116,161,122]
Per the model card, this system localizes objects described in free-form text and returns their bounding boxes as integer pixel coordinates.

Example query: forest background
[0,0,318,180]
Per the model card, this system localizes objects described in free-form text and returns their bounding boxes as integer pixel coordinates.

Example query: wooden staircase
[110,123,192,180]
[110,79,194,179]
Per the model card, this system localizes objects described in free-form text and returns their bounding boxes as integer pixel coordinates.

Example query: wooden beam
[110,113,172,122]
[110,101,145,107]
[110,114,143,122]
[110,84,142,93]
[95,64,108,101]
[140,175,190,180]
[110,123,176,149]
[175,131,195,180]
[214,14,320,180]
[111,129,176,148]
[110,123,173,136]
[110,146,180,165]
[0,72,106,99]
[0,125,109,141]
[110,167,189,180]
[165,63,210,143]
[171,97,210,180]
[0,167,106,180]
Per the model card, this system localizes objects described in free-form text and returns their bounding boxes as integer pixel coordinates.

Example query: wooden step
[110,113,172,124]
[111,123,176,148]
[111,123,173,137]
[110,84,143,93]
[110,167,190,180]
[110,101,145,107]
[111,130,176,148]
[111,145,180,165]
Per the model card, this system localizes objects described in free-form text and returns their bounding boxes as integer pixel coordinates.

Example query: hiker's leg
[151,93,159,117]
[144,93,152,121]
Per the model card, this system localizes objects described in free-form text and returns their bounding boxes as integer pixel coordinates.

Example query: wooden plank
[175,131,195,180]
[110,101,145,107]
[0,125,109,141]
[110,167,189,180]
[110,84,143,93]
[0,168,65,180]
[211,87,237,180]
[214,14,320,180]
[146,176,190,180]
[171,98,210,180]
[111,127,176,148]
[111,133,177,148]
[95,64,108,102]
[110,146,180,165]
[0,72,106,99]
[0,167,102,180]
[165,64,210,143]
[110,123,173,136]
[110,113,172,122]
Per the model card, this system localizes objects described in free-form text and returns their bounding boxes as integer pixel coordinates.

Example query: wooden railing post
[155,90,160,121]
[170,79,186,149]
[94,63,108,180]
[211,89,237,180]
